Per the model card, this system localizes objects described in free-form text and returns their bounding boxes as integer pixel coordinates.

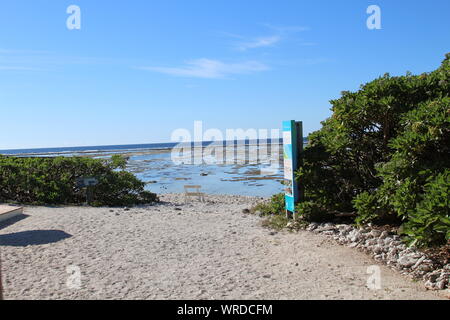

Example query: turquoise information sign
[283,121,303,215]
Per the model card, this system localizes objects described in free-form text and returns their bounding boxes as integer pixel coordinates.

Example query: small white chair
[184,185,205,203]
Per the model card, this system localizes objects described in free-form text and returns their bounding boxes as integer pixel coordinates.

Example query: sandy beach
[0,194,445,300]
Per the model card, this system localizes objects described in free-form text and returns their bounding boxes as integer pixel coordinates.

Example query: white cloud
[138,59,269,79]
[237,35,281,51]
[225,24,310,51]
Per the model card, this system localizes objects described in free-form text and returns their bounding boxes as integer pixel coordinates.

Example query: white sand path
[0,194,445,300]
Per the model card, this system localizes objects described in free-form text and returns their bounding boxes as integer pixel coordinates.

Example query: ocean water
[0,139,286,156]
[128,148,284,197]
[0,140,300,197]
[0,142,181,156]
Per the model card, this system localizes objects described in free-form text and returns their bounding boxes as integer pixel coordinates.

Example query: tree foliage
[0,154,158,206]
[296,53,450,247]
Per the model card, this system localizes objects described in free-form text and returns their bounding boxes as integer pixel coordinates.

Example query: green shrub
[370,97,450,246]
[252,194,336,223]
[296,201,334,223]
[0,155,158,206]
[401,171,450,247]
[261,215,290,231]
[295,53,450,247]
[251,193,285,215]
[375,97,449,214]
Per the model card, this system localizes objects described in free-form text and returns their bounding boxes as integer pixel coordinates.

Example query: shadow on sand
[0,230,72,247]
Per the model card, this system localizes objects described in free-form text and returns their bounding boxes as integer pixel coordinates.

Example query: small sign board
[76,177,99,188]
[282,120,303,216]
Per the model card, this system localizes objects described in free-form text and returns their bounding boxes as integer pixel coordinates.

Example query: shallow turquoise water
[127,151,284,197]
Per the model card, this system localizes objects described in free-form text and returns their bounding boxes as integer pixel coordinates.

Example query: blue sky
[1,0,449,149]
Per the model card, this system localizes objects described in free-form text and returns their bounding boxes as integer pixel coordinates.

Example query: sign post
[76,177,99,205]
[283,121,303,220]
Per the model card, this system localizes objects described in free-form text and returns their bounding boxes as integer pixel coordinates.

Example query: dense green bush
[355,97,449,246]
[251,193,285,215]
[402,171,450,247]
[295,53,450,247]
[296,201,334,223]
[0,155,158,206]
